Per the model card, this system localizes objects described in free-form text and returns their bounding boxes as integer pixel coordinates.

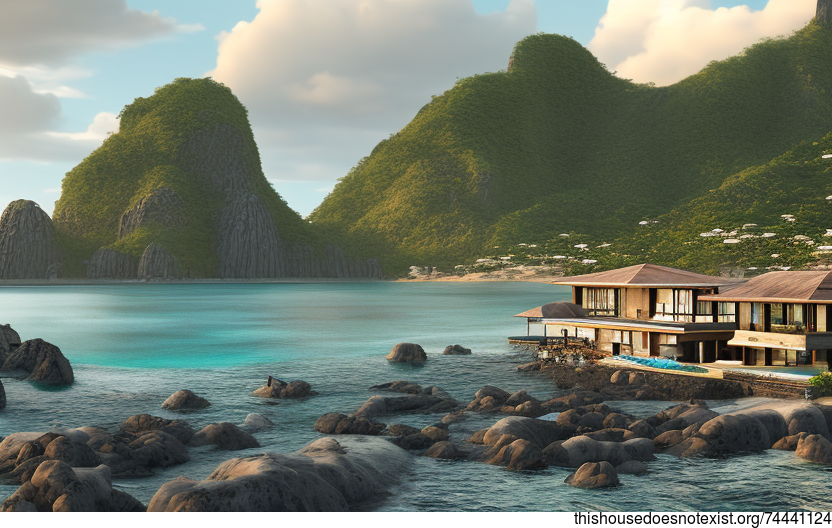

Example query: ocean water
[1,281,831,512]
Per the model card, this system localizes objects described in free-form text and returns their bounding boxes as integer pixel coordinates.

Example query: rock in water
[137,243,182,280]
[0,379,5,410]
[148,436,409,512]
[443,344,472,355]
[252,378,312,399]
[119,186,186,239]
[86,248,137,279]
[565,461,620,489]
[161,390,211,411]
[386,343,427,363]
[2,339,73,385]
[190,423,259,450]
[0,200,62,279]
[0,324,21,362]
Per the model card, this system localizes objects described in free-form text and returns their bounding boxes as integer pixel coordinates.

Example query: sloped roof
[514,302,587,318]
[551,263,732,288]
[699,271,832,303]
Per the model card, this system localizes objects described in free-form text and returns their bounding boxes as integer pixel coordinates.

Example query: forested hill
[309,20,832,275]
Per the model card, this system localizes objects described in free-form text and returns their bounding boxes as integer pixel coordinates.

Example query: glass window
[751,303,764,331]
[718,302,736,323]
[583,288,618,316]
[654,288,695,322]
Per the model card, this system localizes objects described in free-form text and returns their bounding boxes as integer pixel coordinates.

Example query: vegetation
[310,21,832,276]
[809,372,832,398]
[53,78,315,277]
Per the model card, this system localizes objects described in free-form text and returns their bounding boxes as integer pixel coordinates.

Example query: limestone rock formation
[1,339,74,385]
[86,248,137,279]
[217,193,285,278]
[119,186,186,238]
[819,0,831,24]
[147,436,410,512]
[137,243,182,280]
[0,200,62,279]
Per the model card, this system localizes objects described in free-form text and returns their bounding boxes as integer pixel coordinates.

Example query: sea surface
[1,281,831,511]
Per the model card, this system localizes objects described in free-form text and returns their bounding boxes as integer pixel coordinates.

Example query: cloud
[589,0,816,86]
[0,75,61,133]
[47,112,120,142]
[0,0,183,67]
[209,0,536,182]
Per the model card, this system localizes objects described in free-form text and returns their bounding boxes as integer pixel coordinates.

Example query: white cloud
[209,0,536,182]
[0,0,182,67]
[47,112,120,142]
[0,75,61,134]
[589,0,816,86]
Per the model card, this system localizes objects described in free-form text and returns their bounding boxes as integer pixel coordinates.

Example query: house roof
[514,302,587,319]
[699,271,832,303]
[551,263,732,288]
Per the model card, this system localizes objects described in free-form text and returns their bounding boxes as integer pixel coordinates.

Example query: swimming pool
[612,354,709,374]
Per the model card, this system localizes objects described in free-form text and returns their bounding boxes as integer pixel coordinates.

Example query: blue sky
[0,0,815,219]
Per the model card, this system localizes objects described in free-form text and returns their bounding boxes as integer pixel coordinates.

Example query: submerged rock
[443,344,471,355]
[252,377,312,399]
[314,413,384,436]
[1,339,73,385]
[190,423,259,450]
[147,436,409,512]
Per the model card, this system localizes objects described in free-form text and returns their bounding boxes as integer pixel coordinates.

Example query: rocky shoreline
[2,333,829,512]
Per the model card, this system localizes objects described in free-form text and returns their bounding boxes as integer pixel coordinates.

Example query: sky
[0,0,818,219]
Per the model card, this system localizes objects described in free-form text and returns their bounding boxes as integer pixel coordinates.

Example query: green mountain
[310,20,832,275]
[48,78,380,279]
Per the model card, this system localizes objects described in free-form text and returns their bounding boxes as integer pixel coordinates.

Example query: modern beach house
[515,264,832,367]
[699,271,832,367]
[515,264,737,363]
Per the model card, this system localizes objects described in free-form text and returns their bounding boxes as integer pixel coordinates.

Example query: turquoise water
[613,355,709,374]
[1,281,832,511]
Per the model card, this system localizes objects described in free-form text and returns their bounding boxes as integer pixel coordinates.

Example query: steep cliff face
[0,200,62,279]
[50,78,381,279]
[119,186,186,239]
[137,243,182,280]
[86,248,137,279]
[820,0,831,24]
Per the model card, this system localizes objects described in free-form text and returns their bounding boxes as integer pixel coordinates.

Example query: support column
[699,342,704,364]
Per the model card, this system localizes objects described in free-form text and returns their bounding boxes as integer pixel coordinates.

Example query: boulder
[0,324,21,359]
[386,343,426,363]
[353,394,458,420]
[616,460,648,475]
[314,413,384,436]
[697,414,772,453]
[663,437,714,458]
[795,434,832,464]
[441,411,466,425]
[628,372,646,386]
[393,433,433,450]
[773,433,810,451]
[147,436,409,512]
[442,344,471,355]
[482,416,573,450]
[610,370,631,385]
[483,437,546,471]
[0,460,144,512]
[654,405,718,434]
[161,389,210,411]
[583,429,637,443]
[423,441,464,459]
[242,413,275,432]
[2,339,73,385]
[421,426,449,442]
[121,414,195,444]
[628,419,657,439]
[190,423,259,450]
[43,436,100,468]
[603,413,632,430]
[370,380,424,394]
[565,461,620,489]
[546,435,656,467]
[129,431,190,468]
[384,424,422,437]
[252,377,313,399]
[578,412,605,432]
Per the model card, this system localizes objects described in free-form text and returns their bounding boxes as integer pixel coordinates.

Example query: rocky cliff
[0,201,62,279]
[820,0,831,24]
[48,78,381,280]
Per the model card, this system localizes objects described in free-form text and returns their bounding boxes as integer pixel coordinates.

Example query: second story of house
[551,263,735,323]
[699,271,832,335]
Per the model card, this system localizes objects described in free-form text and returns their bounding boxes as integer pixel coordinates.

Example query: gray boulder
[482,416,573,449]
[129,431,190,468]
[161,389,210,411]
[0,200,62,280]
[565,461,620,489]
[121,414,195,444]
[2,339,73,385]
[353,394,458,420]
[443,344,471,355]
[483,437,546,471]
[190,423,259,450]
[242,413,275,432]
[314,413,384,436]
[545,435,655,467]
[423,441,464,460]
[147,436,409,512]
[0,324,21,360]
[386,343,427,363]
